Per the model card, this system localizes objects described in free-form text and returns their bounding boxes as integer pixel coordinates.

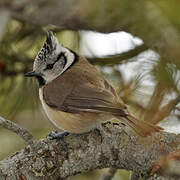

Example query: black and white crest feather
[36,31,54,62]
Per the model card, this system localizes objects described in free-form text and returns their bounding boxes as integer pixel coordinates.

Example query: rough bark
[0,123,179,180]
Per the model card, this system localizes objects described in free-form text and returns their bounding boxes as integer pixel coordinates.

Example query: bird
[25,31,163,138]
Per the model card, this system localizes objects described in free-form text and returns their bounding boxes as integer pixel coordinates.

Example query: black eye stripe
[62,54,67,68]
[46,63,54,70]
[57,53,67,67]
[57,52,63,61]
[44,52,67,70]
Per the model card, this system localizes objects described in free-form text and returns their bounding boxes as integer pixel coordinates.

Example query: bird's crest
[35,31,59,62]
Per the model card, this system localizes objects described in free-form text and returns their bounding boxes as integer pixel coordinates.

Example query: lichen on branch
[0,121,179,180]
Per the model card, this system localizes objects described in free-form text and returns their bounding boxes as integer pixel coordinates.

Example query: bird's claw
[47,131,69,140]
[47,131,69,150]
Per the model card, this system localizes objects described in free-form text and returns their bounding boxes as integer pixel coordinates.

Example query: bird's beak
[24,71,38,77]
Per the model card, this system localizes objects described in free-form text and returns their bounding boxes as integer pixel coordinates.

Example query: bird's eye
[46,63,54,70]
[44,52,65,71]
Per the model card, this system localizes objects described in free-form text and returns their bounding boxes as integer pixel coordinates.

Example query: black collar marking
[59,52,67,69]
[65,49,79,72]
[36,75,46,87]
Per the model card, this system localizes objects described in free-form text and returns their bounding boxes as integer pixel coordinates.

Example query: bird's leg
[48,131,69,139]
[47,131,69,150]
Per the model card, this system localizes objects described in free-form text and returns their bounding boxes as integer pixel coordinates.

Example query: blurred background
[0,1,180,180]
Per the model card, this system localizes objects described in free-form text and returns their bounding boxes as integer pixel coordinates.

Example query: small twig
[101,168,117,180]
[151,95,180,124]
[0,116,36,149]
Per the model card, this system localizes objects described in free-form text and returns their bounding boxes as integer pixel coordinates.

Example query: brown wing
[43,56,127,116]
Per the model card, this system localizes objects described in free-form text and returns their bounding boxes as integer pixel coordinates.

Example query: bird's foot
[47,131,69,149]
[48,131,69,140]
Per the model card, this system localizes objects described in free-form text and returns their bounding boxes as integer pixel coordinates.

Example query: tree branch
[0,116,36,149]
[0,45,147,77]
[0,121,179,180]
[88,44,148,66]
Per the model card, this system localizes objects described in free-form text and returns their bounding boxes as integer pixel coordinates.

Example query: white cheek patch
[44,47,75,84]
[45,74,58,84]
[54,44,75,75]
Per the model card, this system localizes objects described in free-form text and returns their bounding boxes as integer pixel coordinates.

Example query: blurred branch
[101,168,117,180]
[88,44,148,65]
[0,122,179,179]
[144,82,167,123]
[0,116,35,149]
[0,44,147,76]
[152,96,180,124]
[0,9,10,42]
[151,151,180,179]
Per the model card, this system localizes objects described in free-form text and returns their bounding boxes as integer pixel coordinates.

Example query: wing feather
[43,56,127,116]
[43,80,127,115]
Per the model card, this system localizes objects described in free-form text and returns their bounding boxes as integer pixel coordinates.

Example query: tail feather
[119,115,163,137]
